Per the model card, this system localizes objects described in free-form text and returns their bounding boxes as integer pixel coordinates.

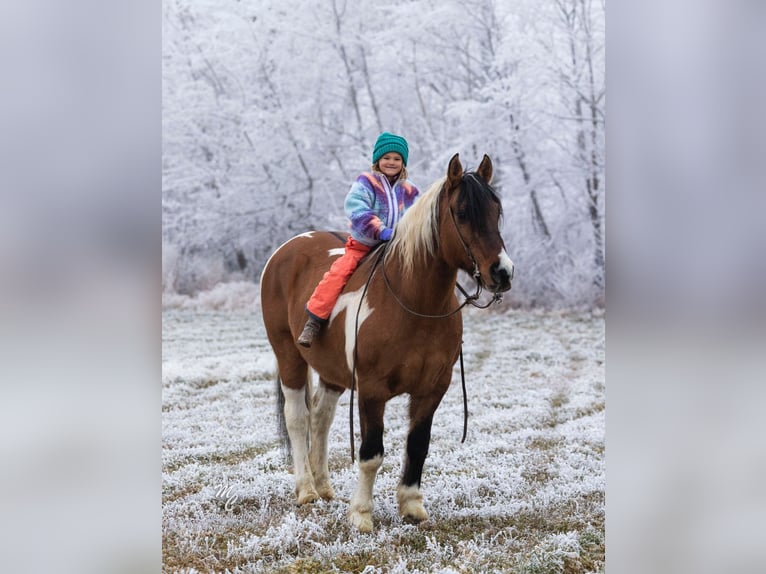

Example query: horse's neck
[384,252,458,314]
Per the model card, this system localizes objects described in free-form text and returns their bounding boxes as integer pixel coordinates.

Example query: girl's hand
[380,228,393,241]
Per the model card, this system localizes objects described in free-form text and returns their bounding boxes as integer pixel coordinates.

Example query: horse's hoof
[348,510,373,533]
[399,496,429,523]
[397,485,428,523]
[315,482,335,500]
[400,504,429,524]
[401,508,428,524]
[296,488,319,505]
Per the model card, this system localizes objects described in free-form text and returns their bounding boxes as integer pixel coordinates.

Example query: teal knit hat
[372,132,409,166]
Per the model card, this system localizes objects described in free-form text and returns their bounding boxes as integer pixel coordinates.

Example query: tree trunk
[511,114,550,239]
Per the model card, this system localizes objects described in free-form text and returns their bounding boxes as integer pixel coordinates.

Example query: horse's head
[442,154,514,293]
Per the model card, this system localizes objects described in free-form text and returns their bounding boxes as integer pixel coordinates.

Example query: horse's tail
[275,367,314,465]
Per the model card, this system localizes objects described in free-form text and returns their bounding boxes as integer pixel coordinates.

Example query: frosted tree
[162,0,605,306]
[163,0,349,291]
[540,0,606,290]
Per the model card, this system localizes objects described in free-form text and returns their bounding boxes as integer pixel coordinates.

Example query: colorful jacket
[344,172,421,246]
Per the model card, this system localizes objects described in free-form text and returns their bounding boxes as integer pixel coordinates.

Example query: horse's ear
[477,154,493,183]
[447,153,463,185]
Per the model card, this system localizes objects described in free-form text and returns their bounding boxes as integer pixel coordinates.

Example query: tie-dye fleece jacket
[343,171,421,246]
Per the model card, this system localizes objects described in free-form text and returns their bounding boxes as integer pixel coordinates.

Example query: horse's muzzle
[489,261,513,292]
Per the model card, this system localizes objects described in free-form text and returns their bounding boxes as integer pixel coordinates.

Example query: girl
[298,132,421,347]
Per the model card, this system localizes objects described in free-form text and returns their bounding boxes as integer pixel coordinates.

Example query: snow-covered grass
[162,287,604,573]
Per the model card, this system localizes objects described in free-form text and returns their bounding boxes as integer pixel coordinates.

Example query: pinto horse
[260,154,514,532]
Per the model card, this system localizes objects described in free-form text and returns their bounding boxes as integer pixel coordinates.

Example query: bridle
[450,203,483,283]
[380,203,505,319]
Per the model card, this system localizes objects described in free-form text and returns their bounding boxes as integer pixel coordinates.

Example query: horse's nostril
[490,263,508,281]
[489,262,513,292]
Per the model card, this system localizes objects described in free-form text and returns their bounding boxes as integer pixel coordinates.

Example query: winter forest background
[162,0,605,308]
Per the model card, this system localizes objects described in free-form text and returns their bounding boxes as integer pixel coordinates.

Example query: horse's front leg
[398,387,448,523]
[348,396,385,533]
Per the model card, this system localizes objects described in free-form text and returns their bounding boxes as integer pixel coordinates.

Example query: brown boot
[297,316,322,348]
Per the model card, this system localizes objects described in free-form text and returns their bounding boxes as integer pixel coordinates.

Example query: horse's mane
[388,177,444,278]
[388,172,501,278]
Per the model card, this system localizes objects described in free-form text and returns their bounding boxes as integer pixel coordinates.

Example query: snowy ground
[162,285,605,573]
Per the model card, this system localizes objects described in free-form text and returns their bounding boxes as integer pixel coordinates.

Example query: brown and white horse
[260,154,514,532]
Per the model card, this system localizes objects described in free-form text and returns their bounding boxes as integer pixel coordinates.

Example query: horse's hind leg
[278,351,319,505]
[309,379,343,499]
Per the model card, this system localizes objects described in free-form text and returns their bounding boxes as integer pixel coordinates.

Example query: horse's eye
[456,210,467,221]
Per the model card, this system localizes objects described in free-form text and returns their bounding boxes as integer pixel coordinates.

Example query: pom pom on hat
[372,132,409,166]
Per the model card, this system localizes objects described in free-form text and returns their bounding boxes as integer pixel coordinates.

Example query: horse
[259,153,514,532]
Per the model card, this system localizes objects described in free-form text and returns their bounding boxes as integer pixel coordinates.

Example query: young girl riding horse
[297,132,421,347]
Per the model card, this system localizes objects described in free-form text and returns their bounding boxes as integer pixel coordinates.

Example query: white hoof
[348,509,373,533]
[400,500,429,523]
[296,487,319,505]
[315,480,335,500]
[398,484,429,523]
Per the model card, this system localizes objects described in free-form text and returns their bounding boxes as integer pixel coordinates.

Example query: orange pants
[306,237,372,320]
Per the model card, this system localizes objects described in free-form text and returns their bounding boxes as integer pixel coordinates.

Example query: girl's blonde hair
[372,162,408,183]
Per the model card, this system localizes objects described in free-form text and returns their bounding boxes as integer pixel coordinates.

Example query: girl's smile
[378,153,403,181]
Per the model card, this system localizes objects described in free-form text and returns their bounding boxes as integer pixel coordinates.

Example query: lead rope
[459,344,469,443]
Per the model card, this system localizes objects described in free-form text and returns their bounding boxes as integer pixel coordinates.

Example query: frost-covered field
[162,288,604,573]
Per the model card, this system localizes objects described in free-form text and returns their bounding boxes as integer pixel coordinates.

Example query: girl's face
[378,153,403,179]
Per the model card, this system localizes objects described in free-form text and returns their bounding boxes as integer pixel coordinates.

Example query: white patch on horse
[349,455,383,532]
[281,384,317,504]
[309,384,342,499]
[329,287,373,376]
[327,248,345,257]
[498,249,515,280]
[397,483,429,522]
